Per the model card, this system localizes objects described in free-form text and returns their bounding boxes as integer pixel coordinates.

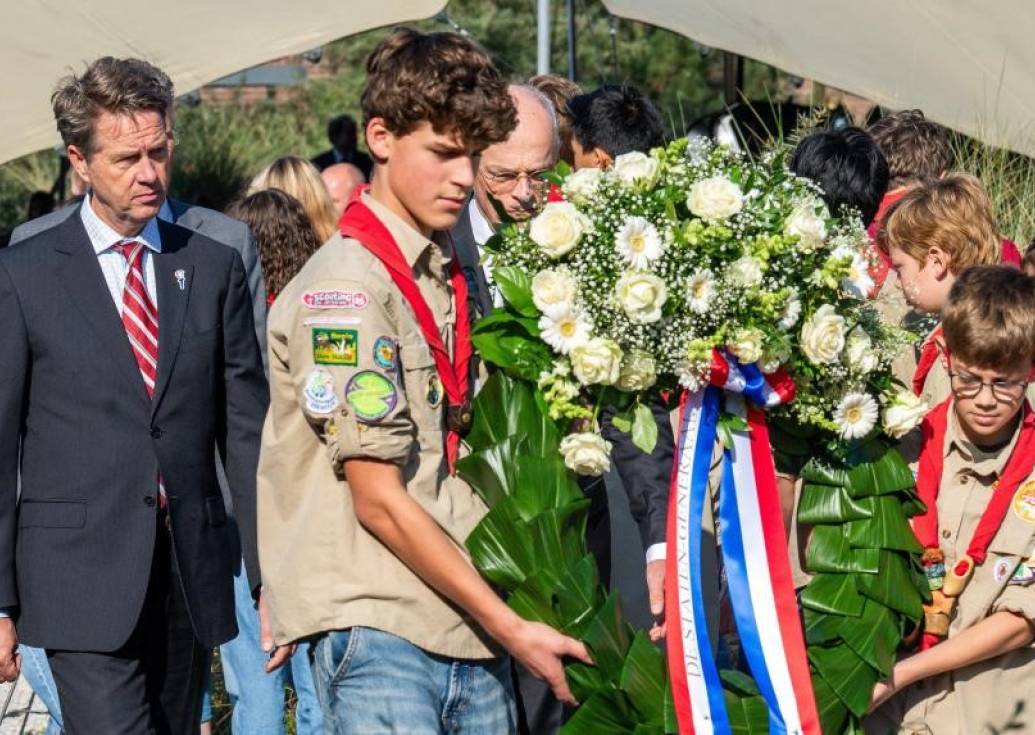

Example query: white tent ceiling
[603,0,1035,157]
[0,0,446,165]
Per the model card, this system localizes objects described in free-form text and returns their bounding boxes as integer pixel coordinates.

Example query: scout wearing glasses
[866,267,1035,735]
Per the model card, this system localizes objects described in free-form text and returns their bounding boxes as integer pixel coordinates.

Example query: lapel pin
[174,269,186,291]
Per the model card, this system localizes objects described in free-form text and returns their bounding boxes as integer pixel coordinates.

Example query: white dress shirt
[79,194,162,311]
[467,199,503,307]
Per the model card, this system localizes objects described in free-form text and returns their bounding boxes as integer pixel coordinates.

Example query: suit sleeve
[238,228,270,376]
[221,251,270,594]
[600,394,674,552]
[0,262,27,608]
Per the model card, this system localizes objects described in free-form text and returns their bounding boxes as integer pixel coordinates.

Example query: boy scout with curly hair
[257,29,590,732]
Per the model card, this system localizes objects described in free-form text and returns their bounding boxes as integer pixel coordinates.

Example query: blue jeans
[309,626,515,734]
[20,644,62,735]
[219,567,322,734]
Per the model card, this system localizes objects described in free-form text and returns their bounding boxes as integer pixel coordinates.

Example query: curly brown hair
[361,28,516,152]
[226,189,322,301]
[867,109,952,188]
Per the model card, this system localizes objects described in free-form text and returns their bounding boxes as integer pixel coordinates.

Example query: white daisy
[685,270,715,314]
[615,216,664,269]
[777,289,802,331]
[538,303,591,355]
[833,392,879,440]
[842,253,875,299]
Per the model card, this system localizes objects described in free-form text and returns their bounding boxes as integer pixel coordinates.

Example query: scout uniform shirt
[256,192,496,659]
[866,409,1035,735]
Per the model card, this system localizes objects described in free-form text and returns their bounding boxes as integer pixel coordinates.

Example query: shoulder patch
[1012,479,1035,524]
[312,328,358,366]
[303,290,369,310]
[373,336,397,371]
[345,370,398,423]
[304,368,339,414]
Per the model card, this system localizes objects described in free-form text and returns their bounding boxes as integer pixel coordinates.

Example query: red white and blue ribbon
[665,351,819,735]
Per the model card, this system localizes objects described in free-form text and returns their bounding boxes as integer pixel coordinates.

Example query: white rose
[777,289,802,331]
[760,334,792,374]
[529,201,591,258]
[728,255,764,288]
[562,167,603,203]
[615,272,668,324]
[687,175,744,222]
[728,327,766,365]
[613,151,660,187]
[615,349,657,391]
[800,304,846,365]
[845,327,878,374]
[570,338,623,386]
[531,268,577,312]
[559,432,612,476]
[784,200,829,251]
[882,391,929,439]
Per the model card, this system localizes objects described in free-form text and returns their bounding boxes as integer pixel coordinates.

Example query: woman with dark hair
[227,189,323,305]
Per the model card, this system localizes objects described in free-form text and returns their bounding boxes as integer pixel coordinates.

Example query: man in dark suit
[451,83,674,735]
[310,113,373,179]
[0,57,270,733]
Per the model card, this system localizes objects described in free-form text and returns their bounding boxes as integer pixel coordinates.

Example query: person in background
[567,84,665,170]
[320,162,366,220]
[248,156,338,243]
[26,191,55,222]
[310,113,373,179]
[528,74,582,167]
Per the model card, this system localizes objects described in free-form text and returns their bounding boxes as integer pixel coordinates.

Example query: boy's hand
[501,619,592,706]
[869,674,898,713]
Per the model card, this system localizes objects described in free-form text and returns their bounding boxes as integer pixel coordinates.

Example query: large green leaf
[455,436,527,509]
[581,593,635,685]
[797,483,873,524]
[720,669,762,697]
[802,608,844,645]
[723,692,771,734]
[620,633,667,724]
[846,496,923,554]
[805,525,881,574]
[800,442,913,498]
[800,573,866,617]
[509,457,584,519]
[855,551,924,619]
[808,644,879,718]
[837,599,901,677]
[555,555,606,638]
[632,402,659,454]
[508,567,564,628]
[562,688,640,735]
[493,265,539,318]
[811,673,851,735]
[464,372,560,453]
[472,322,554,382]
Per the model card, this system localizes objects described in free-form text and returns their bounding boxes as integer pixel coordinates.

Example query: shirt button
[942,529,951,539]
[144,496,156,507]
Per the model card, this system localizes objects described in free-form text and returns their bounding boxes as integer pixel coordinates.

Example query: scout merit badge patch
[302,290,369,310]
[427,375,444,408]
[304,369,339,414]
[312,328,358,366]
[345,370,398,423]
[373,336,397,371]
[1013,479,1035,523]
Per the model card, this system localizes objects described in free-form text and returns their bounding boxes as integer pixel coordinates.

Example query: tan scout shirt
[867,409,1035,735]
[257,193,496,659]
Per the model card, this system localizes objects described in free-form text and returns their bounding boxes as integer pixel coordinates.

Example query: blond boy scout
[867,266,1035,735]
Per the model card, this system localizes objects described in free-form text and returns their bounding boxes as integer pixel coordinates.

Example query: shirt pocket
[399,338,444,433]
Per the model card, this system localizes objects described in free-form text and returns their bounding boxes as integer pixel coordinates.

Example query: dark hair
[27,191,55,220]
[789,127,889,226]
[867,109,952,188]
[226,189,322,300]
[942,265,1035,367]
[327,114,357,149]
[360,28,516,151]
[51,56,173,154]
[567,84,665,158]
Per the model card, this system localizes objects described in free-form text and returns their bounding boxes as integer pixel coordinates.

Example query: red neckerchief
[913,325,944,396]
[866,188,910,289]
[339,187,473,473]
[914,397,1035,565]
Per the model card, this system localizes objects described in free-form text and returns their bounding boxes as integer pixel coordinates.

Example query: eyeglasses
[480,168,551,194]
[948,371,1029,402]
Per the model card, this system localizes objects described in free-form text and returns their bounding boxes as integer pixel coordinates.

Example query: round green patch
[344,370,398,423]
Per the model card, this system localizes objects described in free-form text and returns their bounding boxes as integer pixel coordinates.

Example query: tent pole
[566,0,577,81]
[537,0,551,76]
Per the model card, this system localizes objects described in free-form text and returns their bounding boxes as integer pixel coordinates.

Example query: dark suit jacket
[311,148,373,179]
[450,201,673,549]
[0,209,268,651]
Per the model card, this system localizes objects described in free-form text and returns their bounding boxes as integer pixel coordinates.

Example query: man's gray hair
[52,57,174,154]
[509,84,561,161]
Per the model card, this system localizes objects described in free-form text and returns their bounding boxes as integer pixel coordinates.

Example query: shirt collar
[158,200,174,223]
[945,403,1021,480]
[467,197,496,246]
[79,193,162,256]
[361,190,435,269]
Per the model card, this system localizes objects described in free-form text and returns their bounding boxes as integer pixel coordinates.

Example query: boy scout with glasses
[866,266,1035,735]
[256,29,590,733]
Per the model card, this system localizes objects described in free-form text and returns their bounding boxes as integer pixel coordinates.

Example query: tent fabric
[0,1,445,165]
[603,0,1035,158]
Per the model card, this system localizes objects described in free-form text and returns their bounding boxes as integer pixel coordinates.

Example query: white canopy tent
[603,0,1035,158]
[0,0,446,165]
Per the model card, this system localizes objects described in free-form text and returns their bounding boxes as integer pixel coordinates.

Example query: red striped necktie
[114,240,165,507]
